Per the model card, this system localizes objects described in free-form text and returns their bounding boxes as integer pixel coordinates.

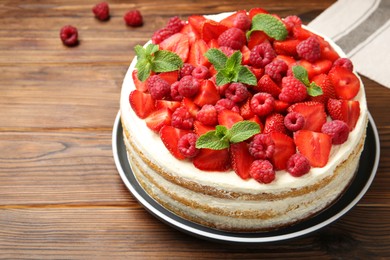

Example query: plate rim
[112,111,380,243]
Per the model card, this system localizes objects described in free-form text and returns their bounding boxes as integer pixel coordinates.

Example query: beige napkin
[309,0,390,89]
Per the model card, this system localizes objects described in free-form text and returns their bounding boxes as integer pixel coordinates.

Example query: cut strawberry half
[180,23,200,44]
[270,132,296,170]
[317,36,340,62]
[194,120,215,136]
[248,31,270,50]
[220,10,247,28]
[155,100,181,112]
[328,66,360,100]
[294,130,332,168]
[188,15,207,35]
[188,39,211,67]
[287,101,327,132]
[218,109,243,129]
[327,98,360,131]
[159,33,190,62]
[254,74,281,98]
[240,96,255,119]
[193,79,220,107]
[264,113,287,135]
[274,100,290,113]
[273,39,300,56]
[292,26,314,40]
[181,97,200,117]
[230,142,255,179]
[129,90,156,119]
[309,73,336,104]
[193,148,231,171]
[201,20,228,43]
[132,70,148,92]
[248,7,269,20]
[145,107,172,132]
[159,125,192,160]
[158,70,179,85]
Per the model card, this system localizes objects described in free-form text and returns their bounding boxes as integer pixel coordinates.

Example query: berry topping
[147,75,171,100]
[166,16,185,33]
[225,83,249,103]
[328,66,360,100]
[279,76,308,103]
[309,73,336,104]
[218,27,246,50]
[217,109,243,129]
[255,74,281,98]
[215,98,240,113]
[160,125,192,160]
[92,2,110,21]
[269,132,296,170]
[250,92,274,117]
[287,153,311,177]
[249,42,276,68]
[145,107,172,132]
[192,65,209,80]
[124,10,143,27]
[180,63,195,78]
[249,160,276,184]
[129,90,156,119]
[283,15,302,32]
[152,28,175,44]
[178,75,200,98]
[321,120,350,144]
[284,112,305,132]
[296,36,321,62]
[193,79,220,107]
[264,113,287,134]
[171,106,194,130]
[287,101,327,132]
[193,148,231,171]
[170,81,183,101]
[230,142,255,180]
[333,57,353,71]
[178,133,200,158]
[327,98,360,131]
[60,25,78,47]
[249,134,275,159]
[265,59,288,82]
[196,104,218,126]
[233,12,251,31]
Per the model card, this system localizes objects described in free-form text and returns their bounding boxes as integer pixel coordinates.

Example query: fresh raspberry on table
[178,75,200,98]
[196,104,218,126]
[284,112,305,132]
[279,76,308,103]
[214,99,240,113]
[92,2,110,21]
[249,160,276,184]
[264,59,288,83]
[224,82,249,103]
[146,75,170,100]
[124,10,143,27]
[166,16,185,33]
[286,153,311,177]
[171,107,194,130]
[170,81,183,101]
[60,25,79,47]
[333,57,353,72]
[296,36,321,62]
[250,92,275,117]
[218,27,246,50]
[249,134,275,160]
[178,133,199,158]
[180,63,195,78]
[321,120,350,144]
[192,65,209,80]
[233,12,251,31]
[249,42,276,68]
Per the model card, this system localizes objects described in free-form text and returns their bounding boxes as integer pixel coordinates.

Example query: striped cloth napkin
[308,0,390,89]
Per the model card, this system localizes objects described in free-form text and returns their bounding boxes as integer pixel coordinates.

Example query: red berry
[178,75,200,98]
[333,57,353,71]
[224,82,249,103]
[230,142,255,180]
[192,65,209,80]
[327,98,360,131]
[265,59,288,82]
[180,63,195,78]
[296,36,321,62]
[129,90,156,119]
[284,112,305,132]
[321,120,350,144]
[287,101,327,132]
[233,12,251,31]
[178,133,200,158]
[249,160,275,184]
[250,92,274,117]
[309,73,336,104]
[287,153,311,177]
[279,76,308,103]
[196,104,218,126]
[92,2,110,21]
[60,25,78,47]
[124,10,143,27]
[193,148,230,171]
[171,106,194,130]
[328,66,360,100]
[147,75,170,100]
[283,15,302,33]
[152,28,174,44]
[160,125,192,160]
[255,74,281,98]
[264,113,287,134]
[215,98,240,113]
[170,81,183,101]
[218,27,246,50]
[219,46,235,57]
[249,134,275,160]
[166,16,185,33]
[249,42,276,68]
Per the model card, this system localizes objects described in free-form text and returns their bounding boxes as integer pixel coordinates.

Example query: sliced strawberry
[273,39,300,56]
[218,109,243,129]
[317,36,340,62]
[194,120,215,136]
[292,26,314,40]
[248,31,270,50]
[247,66,264,80]
[263,113,287,134]
[312,59,332,75]
[158,70,179,85]
[220,10,247,28]
[327,98,360,130]
[248,7,268,20]
[188,39,210,67]
[129,90,156,119]
[145,107,172,132]
[328,66,360,100]
[240,96,254,119]
[274,100,290,113]
[309,73,336,104]
[159,33,190,62]
[241,45,251,65]
[248,115,264,130]
[269,132,296,170]
[181,97,200,117]
[188,15,207,35]
[254,74,281,98]
[193,148,231,171]
[294,130,332,167]
[201,20,228,43]
[208,38,219,49]
[287,101,327,132]
[230,142,255,179]
[275,55,296,67]
[159,125,192,160]
[155,100,181,112]
[297,60,315,80]
[132,70,148,92]
[193,79,220,107]
[180,23,200,44]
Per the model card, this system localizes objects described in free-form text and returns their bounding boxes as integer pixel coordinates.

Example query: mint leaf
[196,129,230,150]
[152,50,183,72]
[292,65,323,97]
[136,60,152,82]
[238,66,257,86]
[248,14,288,41]
[204,49,227,70]
[225,51,242,72]
[230,121,261,143]
[215,72,231,86]
[307,82,323,97]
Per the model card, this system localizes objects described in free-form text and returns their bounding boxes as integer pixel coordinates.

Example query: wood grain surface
[0,0,389,258]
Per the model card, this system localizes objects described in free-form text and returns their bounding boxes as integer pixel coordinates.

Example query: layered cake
[120,8,368,231]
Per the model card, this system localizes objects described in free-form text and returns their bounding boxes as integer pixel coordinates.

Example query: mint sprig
[247,13,288,41]
[292,65,323,97]
[134,43,183,82]
[196,121,261,150]
[204,48,257,86]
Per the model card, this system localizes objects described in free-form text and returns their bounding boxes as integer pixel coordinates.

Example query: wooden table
[1,0,389,258]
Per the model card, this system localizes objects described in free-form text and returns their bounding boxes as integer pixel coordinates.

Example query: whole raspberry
[279,76,308,103]
[224,83,249,103]
[170,81,183,101]
[283,15,302,33]
[321,120,350,144]
[146,75,170,100]
[92,2,110,21]
[192,65,209,80]
[152,28,174,44]
[287,153,311,177]
[233,13,251,31]
[250,92,274,117]
[265,59,288,83]
[178,76,200,98]
[196,104,218,126]
[333,57,353,72]
[166,16,185,33]
[60,25,79,47]
[171,107,194,130]
[178,133,199,158]
[249,42,276,68]
[249,160,276,184]
[284,112,305,132]
[124,10,143,27]
[296,36,321,62]
[180,63,195,78]
[249,134,275,159]
[218,27,246,50]
[215,99,240,113]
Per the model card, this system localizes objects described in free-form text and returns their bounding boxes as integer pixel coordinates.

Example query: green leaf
[152,50,183,72]
[145,44,159,55]
[215,72,231,86]
[230,121,261,143]
[195,130,230,150]
[248,13,288,41]
[135,60,152,82]
[292,65,310,85]
[204,48,227,70]
[134,45,146,60]
[238,66,257,86]
[225,51,242,72]
[307,82,323,97]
